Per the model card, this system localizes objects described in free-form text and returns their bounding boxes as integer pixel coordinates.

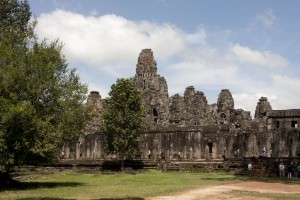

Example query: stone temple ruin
[63,49,300,161]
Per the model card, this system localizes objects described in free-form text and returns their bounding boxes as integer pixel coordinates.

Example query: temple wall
[63,126,300,160]
[61,49,300,161]
[143,130,203,160]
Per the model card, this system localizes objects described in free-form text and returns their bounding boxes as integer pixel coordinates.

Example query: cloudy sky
[28,0,300,116]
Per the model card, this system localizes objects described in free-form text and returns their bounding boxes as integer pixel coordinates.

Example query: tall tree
[0,0,88,173]
[102,78,145,170]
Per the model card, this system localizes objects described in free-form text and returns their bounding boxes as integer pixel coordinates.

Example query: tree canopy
[0,0,88,172]
[101,78,145,170]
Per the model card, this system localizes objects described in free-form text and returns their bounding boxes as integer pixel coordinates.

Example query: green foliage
[102,78,145,163]
[0,0,88,172]
[0,0,34,45]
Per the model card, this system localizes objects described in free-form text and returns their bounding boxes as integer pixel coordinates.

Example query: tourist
[222,149,226,161]
[287,162,293,178]
[248,163,252,176]
[262,147,266,157]
[279,163,285,177]
[297,149,300,158]
[269,149,272,157]
[292,162,298,178]
[248,163,252,170]
[297,164,300,178]
[174,150,178,159]
[148,150,151,159]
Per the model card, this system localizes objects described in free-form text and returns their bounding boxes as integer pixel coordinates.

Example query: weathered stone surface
[63,49,300,161]
[131,49,170,129]
[85,91,103,134]
[255,97,272,119]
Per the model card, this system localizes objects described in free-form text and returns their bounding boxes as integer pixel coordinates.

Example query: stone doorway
[208,142,213,158]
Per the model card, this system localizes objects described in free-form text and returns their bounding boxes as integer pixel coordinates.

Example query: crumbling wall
[64,49,300,161]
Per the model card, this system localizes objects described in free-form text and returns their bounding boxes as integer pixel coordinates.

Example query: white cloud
[35,9,298,117]
[36,10,195,68]
[271,74,300,92]
[185,28,206,44]
[233,93,257,115]
[256,9,276,29]
[231,44,288,68]
[269,74,300,108]
[87,83,110,99]
[233,92,278,117]
[90,9,98,16]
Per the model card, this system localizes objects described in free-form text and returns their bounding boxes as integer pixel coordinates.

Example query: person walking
[262,147,266,157]
[279,163,285,177]
[293,162,299,178]
[287,162,293,178]
[248,163,253,176]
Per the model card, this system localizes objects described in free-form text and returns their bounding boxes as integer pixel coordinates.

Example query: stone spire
[217,89,234,112]
[85,91,103,134]
[254,97,272,119]
[136,49,157,76]
[216,89,234,124]
[183,86,210,126]
[131,49,169,129]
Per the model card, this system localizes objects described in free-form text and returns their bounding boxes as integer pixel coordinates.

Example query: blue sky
[28,0,300,116]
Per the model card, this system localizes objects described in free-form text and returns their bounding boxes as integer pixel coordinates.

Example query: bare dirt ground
[148,181,300,200]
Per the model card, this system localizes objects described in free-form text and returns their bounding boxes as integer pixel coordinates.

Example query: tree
[102,78,145,171]
[0,0,88,173]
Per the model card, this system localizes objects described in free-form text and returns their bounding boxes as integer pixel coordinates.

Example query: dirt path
[148,181,300,200]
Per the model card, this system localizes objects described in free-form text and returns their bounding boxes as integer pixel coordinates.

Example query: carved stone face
[217,89,234,111]
[254,97,272,118]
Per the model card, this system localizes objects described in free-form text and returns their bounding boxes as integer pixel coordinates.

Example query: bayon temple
[64,49,300,161]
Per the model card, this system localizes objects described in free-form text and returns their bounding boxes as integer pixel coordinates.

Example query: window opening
[153,108,158,117]
[291,121,298,128]
[153,108,158,123]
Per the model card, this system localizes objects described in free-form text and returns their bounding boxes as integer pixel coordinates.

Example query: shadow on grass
[201,176,245,182]
[93,198,144,200]
[7,198,144,200]
[17,198,76,200]
[243,176,300,184]
[0,179,83,191]
[202,174,300,185]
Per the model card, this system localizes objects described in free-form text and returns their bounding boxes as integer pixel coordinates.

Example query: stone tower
[85,91,103,134]
[254,97,272,119]
[183,86,212,126]
[169,93,186,125]
[131,49,170,129]
[216,89,234,124]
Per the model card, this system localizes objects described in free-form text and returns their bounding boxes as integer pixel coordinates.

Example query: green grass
[0,170,241,200]
[0,170,299,200]
[226,190,300,200]
[242,175,300,184]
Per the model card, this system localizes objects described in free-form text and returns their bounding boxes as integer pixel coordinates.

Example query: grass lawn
[226,190,300,200]
[0,169,299,200]
[0,170,241,200]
